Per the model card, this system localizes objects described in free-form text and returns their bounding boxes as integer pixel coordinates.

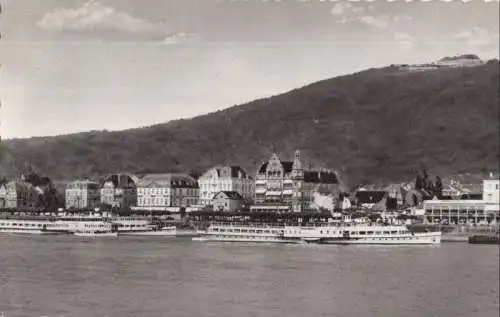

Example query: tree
[415,174,424,190]
[434,176,443,197]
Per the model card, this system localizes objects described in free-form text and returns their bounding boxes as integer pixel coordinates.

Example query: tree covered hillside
[1,60,499,186]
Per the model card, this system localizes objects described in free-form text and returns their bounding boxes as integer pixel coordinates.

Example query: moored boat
[0,217,70,235]
[468,233,500,245]
[283,223,441,245]
[193,223,289,243]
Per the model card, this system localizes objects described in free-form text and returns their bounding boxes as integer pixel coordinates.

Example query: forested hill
[1,60,499,187]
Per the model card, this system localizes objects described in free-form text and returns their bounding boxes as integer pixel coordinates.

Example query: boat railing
[208,222,286,228]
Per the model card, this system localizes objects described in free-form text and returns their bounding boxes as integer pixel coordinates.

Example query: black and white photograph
[0,0,499,316]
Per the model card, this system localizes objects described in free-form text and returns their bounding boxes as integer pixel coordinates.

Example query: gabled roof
[258,161,294,174]
[103,173,139,188]
[137,173,198,188]
[213,191,243,200]
[203,166,249,179]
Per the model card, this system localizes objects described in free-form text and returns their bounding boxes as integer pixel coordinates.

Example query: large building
[423,178,499,225]
[100,173,138,209]
[1,180,40,209]
[65,180,101,210]
[135,173,199,211]
[253,150,340,213]
[198,166,254,206]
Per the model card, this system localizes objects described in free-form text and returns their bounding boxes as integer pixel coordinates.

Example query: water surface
[0,236,498,317]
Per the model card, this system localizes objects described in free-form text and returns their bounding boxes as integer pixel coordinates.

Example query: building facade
[65,180,101,210]
[2,181,40,209]
[0,184,6,208]
[212,191,244,213]
[254,150,339,213]
[135,173,199,210]
[198,166,254,206]
[100,173,138,208]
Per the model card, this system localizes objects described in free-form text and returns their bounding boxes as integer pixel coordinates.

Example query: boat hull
[120,231,176,237]
[0,229,67,235]
[193,235,291,243]
[73,232,118,238]
[308,236,441,245]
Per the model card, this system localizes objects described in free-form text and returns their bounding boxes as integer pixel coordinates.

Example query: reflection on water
[0,236,498,317]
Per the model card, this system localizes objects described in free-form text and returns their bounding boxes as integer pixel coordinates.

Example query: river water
[0,236,498,317]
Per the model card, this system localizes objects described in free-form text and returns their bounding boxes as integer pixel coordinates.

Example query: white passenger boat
[0,217,69,235]
[283,223,441,245]
[193,223,289,243]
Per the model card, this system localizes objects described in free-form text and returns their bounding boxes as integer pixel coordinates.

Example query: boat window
[375,231,382,235]
[391,231,397,234]
[367,231,373,235]
[359,231,366,235]
[241,229,248,233]
[383,231,390,235]
[234,229,241,233]
[256,230,262,233]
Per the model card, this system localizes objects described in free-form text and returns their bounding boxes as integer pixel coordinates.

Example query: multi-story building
[198,166,254,206]
[100,173,138,209]
[65,180,101,210]
[253,150,340,213]
[0,184,7,208]
[3,180,41,209]
[135,173,199,211]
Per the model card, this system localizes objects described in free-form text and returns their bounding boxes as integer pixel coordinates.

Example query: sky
[0,0,499,139]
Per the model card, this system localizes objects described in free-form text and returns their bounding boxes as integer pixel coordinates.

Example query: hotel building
[65,180,101,210]
[252,150,339,213]
[198,166,254,206]
[135,173,199,211]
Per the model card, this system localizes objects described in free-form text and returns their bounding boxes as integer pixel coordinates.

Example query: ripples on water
[0,236,498,317]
